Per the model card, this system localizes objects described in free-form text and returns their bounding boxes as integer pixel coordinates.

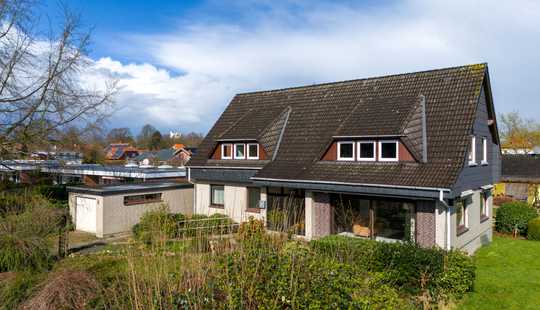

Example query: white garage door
[76,196,97,233]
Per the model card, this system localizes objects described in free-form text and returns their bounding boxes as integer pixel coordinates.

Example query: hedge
[495,201,538,235]
[310,235,475,301]
[528,217,540,240]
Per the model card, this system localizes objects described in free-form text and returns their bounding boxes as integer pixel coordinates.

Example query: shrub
[207,213,235,234]
[133,206,177,244]
[527,217,540,240]
[182,214,209,237]
[495,201,538,235]
[310,235,475,302]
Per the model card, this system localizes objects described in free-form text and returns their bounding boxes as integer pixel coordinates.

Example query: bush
[133,206,177,244]
[310,235,475,301]
[495,201,538,235]
[527,217,540,240]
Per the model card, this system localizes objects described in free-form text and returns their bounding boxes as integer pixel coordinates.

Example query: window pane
[248,187,260,209]
[375,201,408,240]
[456,200,464,226]
[248,144,258,158]
[235,144,245,158]
[381,142,397,159]
[359,142,374,158]
[339,143,353,158]
[223,144,231,157]
[211,185,224,205]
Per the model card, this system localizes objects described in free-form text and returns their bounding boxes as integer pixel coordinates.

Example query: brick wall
[312,192,332,238]
[416,200,436,247]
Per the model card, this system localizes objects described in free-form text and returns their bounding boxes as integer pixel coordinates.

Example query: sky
[38,0,540,135]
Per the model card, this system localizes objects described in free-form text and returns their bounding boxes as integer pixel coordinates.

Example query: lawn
[459,235,540,309]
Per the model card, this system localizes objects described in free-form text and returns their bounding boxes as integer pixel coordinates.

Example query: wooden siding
[321,140,415,162]
[453,83,501,194]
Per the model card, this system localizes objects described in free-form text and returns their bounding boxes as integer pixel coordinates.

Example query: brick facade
[312,192,332,238]
[415,200,436,247]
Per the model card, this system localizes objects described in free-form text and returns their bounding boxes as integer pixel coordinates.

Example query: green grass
[459,235,540,309]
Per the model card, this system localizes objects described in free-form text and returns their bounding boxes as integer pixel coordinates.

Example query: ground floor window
[266,187,305,235]
[480,191,488,219]
[124,193,162,206]
[247,187,261,212]
[210,185,224,207]
[455,197,469,234]
[331,194,414,241]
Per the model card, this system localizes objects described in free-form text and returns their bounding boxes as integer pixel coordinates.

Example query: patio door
[266,187,305,235]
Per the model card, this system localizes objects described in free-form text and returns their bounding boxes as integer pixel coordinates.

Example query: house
[68,182,193,237]
[104,143,139,161]
[133,145,192,167]
[188,63,501,254]
[494,154,540,206]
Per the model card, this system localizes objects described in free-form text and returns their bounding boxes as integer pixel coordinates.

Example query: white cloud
[92,0,540,133]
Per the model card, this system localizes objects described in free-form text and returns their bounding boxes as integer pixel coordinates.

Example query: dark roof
[501,154,540,182]
[67,182,193,196]
[189,64,493,188]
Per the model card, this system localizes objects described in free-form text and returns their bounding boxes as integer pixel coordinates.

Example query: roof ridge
[237,63,487,96]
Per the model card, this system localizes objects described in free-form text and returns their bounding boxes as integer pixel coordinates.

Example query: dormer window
[337,141,355,161]
[234,143,245,159]
[358,141,376,161]
[221,144,232,159]
[247,143,259,159]
[379,141,398,162]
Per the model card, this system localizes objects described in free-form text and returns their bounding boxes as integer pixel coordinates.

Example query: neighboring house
[495,154,540,206]
[134,145,192,167]
[188,63,501,254]
[104,143,139,161]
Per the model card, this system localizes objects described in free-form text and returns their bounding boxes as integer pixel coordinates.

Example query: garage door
[76,196,97,233]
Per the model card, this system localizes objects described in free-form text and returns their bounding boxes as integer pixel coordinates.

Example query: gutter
[250,176,451,193]
[439,189,451,251]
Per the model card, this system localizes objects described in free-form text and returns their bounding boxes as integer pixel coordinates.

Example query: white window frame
[337,141,355,161]
[234,143,246,159]
[468,136,477,166]
[378,140,399,162]
[456,199,469,229]
[481,137,488,165]
[247,143,259,160]
[480,190,490,218]
[221,143,232,159]
[357,141,376,161]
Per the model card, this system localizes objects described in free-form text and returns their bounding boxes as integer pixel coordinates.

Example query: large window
[210,185,224,207]
[337,141,355,161]
[468,136,476,166]
[247,143,259,159]
[357,141,376,161]
[378,141,398,161]
[247,187,261,212]
[481,137,488,165]
[221,144,232,159]
[234,144,245,159]
[124,193,162,206]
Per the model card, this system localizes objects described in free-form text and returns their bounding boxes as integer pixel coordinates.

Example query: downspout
[439,190,451,250]
[187,166,191,183]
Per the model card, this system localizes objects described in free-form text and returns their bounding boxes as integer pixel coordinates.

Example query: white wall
[194,183,266,224]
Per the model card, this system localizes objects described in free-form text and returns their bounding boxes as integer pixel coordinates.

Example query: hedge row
[310,235,475,301]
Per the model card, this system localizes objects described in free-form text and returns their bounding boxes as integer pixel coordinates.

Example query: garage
[75,196,97,234]
[68,182,193,238]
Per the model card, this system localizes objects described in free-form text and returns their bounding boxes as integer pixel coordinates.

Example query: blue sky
[39,0,540,135]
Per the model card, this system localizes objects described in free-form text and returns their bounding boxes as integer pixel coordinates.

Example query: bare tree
[0,0,117,156]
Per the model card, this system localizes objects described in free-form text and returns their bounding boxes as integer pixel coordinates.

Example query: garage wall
[101,187,193,236]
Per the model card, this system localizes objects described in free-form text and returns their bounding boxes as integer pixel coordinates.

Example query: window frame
[480,190,489,220]
[481,137,488,165]
[221,143,232,159]
[337,141,355,161]
[233,143,246,160]
[378,140,399,162]
[468,136,477,166]
[246,187,261,213]
[455,198,469,235]
[123,193,162,206]
[247,143,259,160]
[210,184,225,208]
[357,141,376,161]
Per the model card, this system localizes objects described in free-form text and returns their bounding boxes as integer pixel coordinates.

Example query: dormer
[211,140,268,160]
[322,138,415,162]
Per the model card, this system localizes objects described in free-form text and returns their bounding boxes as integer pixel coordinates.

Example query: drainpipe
[187,166,191,183]
[439,190,451,251]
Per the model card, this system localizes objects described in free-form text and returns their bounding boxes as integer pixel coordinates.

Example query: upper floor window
[379,141,398,162]
[468,136,476,166]
[337,141,355,161]
[358,141,376,161]
[221,143,232,159]
[234,143,245,159]
[247,143,259,159]
[481,137,488,165]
